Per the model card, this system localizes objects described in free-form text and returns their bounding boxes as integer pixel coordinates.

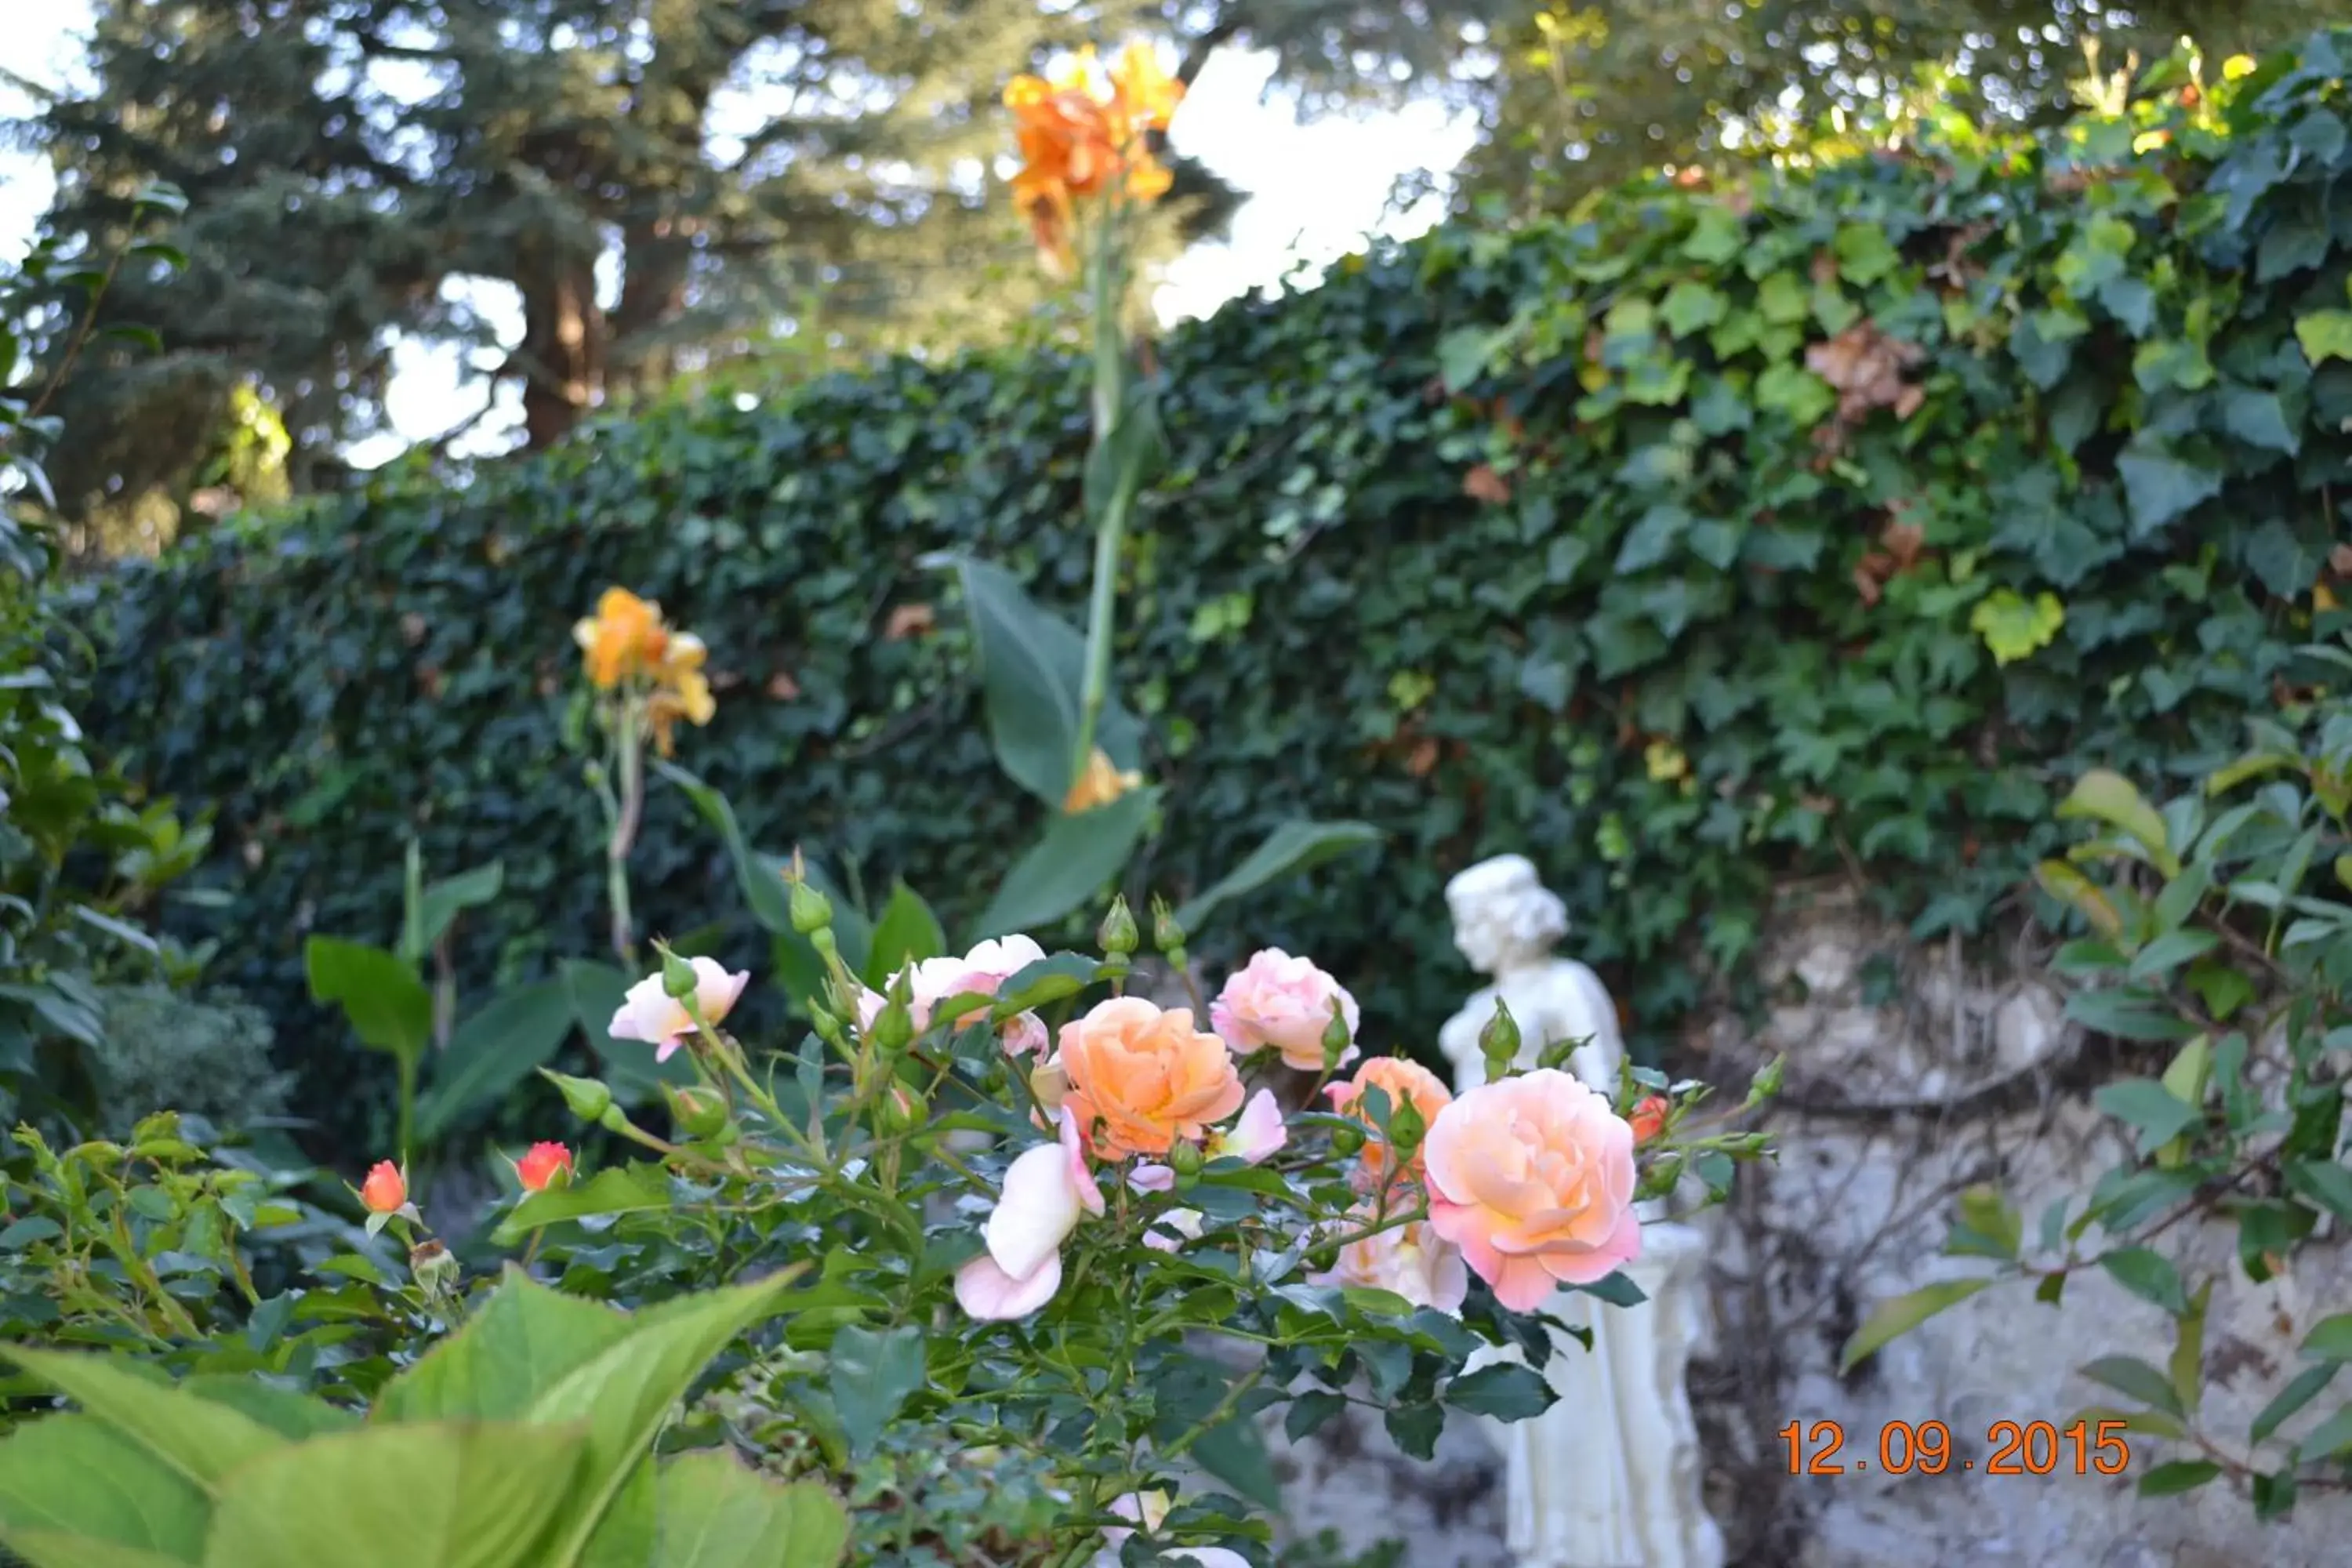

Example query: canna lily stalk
[1002,43,1183,801]
[572,588,717,960]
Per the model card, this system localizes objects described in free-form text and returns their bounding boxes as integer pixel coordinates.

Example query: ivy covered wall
[76,34,2352,1126]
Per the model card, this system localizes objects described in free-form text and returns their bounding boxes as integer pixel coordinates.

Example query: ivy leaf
[1967,589,2065,666]
[2219,386,2299,454]
[1659,281,1727,337]
[2294,309,2352,365]
[2116,446,2223,538]
[1753,363,1834,425]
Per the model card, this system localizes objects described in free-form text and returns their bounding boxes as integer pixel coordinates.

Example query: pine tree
[16,0,1515,532]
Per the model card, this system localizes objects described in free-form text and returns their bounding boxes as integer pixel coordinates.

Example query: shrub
[86,983,291,1136]
[75,35,2352,1144]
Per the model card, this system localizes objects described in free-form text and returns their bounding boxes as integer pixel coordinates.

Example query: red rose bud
[1629,1095,1671,1145]
[359,1160,408,1214]
[514,1142,575,1193]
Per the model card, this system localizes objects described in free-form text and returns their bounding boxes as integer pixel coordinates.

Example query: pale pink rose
[1421,1069,1640,1312]
[1309,1218,1469,1315]
[608,957,750,1062]
[863,934,1050,1047]
[1210,948,1359,1071]
[1129,1088,1289,1189]
[1094,1493,1251,1568]
[955,1108,1104,1321]
[1205,1089,1287,1164]
[1142,1207,1205,1254]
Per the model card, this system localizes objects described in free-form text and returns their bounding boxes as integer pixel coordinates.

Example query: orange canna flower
[359,1160,408,1215]
[514,1141,575,1193]
[573,587,670,688]
[1063,747,1142,814]
[1003,43,1185,274]
[645,631,717,755]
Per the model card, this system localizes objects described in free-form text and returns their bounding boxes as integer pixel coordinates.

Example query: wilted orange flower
[645,632,717,755]
[1063,746,1142,814]
[1004,43,1185,274]
[573,587,669,688]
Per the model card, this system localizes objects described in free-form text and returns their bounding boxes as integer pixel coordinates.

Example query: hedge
[74,32,2352,1142]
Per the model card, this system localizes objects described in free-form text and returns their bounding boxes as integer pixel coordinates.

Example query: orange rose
[1058,996,1244,1160]
[1327,1056,1454,1187]
[1629,1094,1670,1145]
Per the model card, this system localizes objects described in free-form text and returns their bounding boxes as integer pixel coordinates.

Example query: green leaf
[1383,1401,1444,1461]
[2100,1248,2189,1315]
[1082,378,1167,526]
[303,938,432,1078]
[1832,223,1900,285]
[414,982,577,1145]
[2303,1314,2352,1362]
[0,1347,285,1494]
[991,952,1101,1014]
[1838,1278,1993,1374]
[927,553,1142,807]
[651,1452,849,1568]
[1967,588,2065,666]
[2285,1159,2352,1225]
[2135,1459,2220,1497]
[2299,1402,2352,1462]
[1443,1363,1555,1421]
[0,1414,211,1563]
[492,1163,676,1246]
[2219,387,2300,455]
[1171,818,1381,934]
[2252,1363,2338,1445]
[2079,1355,2185,1417]
[201,1421,587,1568]
[2092,1079,2201,1152]
[2056,769,2173,866]
[826,1325,924,1461]
[974,789,1154,939]
[650,764,795,934]
[405,860,505,964]
[1947,1186,2023,1261]
[1752,362,1834,425]
[2296,308,2352,365]
[383,1270,809,1567]
[2129,930,2219,981]
[2116,447,2222,537]
[1659,280,1727,337]
[174,1378,355,1443]
[861,883,946,989]
[1283,1391,1347,1443]
[2065,989,2199,1042]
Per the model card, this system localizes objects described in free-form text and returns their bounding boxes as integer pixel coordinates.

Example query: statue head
[1443,854,1569,977]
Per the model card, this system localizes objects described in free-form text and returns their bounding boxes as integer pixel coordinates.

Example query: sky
[0,4,1479,467]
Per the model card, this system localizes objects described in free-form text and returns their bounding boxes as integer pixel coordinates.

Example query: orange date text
[1778,1419,2131,1477]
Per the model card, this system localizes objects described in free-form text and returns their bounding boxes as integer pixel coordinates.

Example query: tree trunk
[517,251,606,448]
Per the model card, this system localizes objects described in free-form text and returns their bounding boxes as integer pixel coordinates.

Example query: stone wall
[1679,881,2351,1568]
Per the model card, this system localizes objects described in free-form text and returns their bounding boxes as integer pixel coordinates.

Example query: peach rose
[1058,996,1245,1160]
[1310,1217,1468,1315]
[608,957,749,1062]
[1210,948,1359,1072]
[1421,1069,1640,1312]
[1327,1056,1454,1187]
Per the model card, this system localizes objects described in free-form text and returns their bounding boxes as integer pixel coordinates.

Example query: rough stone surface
[1679,882,2351,1568]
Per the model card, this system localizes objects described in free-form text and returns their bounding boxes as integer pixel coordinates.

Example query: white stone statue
[1436,855,1723,1568]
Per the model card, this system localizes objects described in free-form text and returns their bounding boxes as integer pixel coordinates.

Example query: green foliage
[1841,627,2352,1517]
[78,34,2352,1146]
[0,1270,850,1568]
[85,985,291,1138]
